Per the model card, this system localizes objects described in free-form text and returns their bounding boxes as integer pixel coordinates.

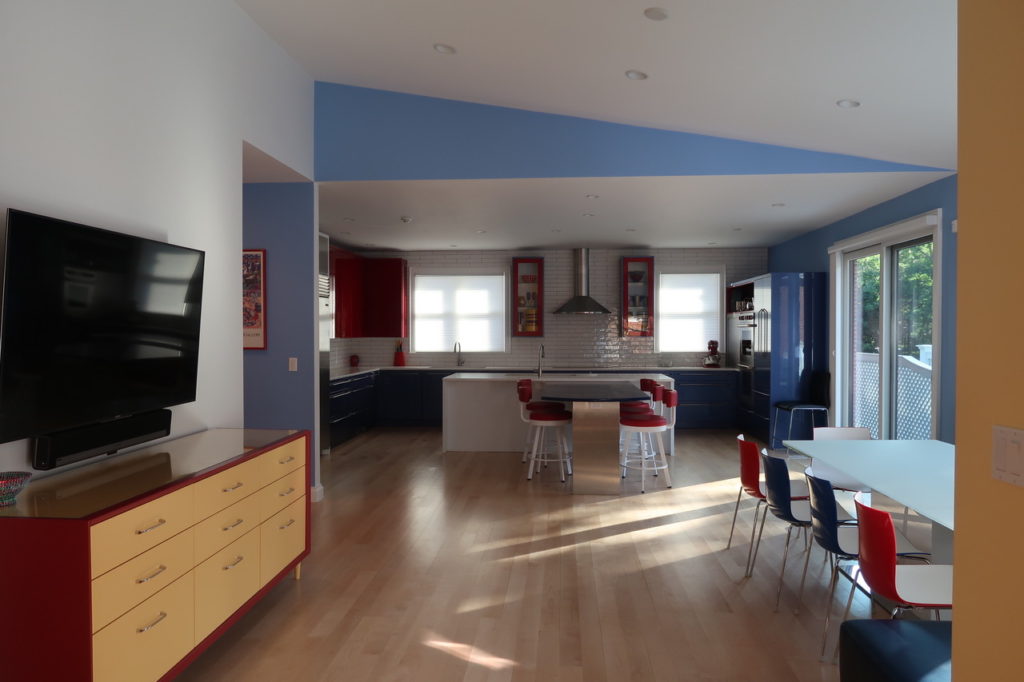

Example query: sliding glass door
[839,229,936,440]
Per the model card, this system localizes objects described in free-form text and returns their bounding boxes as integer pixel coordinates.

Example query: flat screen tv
[0,209,205,449]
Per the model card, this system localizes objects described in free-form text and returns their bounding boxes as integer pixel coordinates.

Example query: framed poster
[243,249,266,349]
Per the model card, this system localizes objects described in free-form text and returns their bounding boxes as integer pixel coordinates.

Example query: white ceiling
[236,0,957,251]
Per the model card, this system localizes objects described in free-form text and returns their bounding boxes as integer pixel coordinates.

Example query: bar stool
[517,379,566,463]
[772,370,830,449]
[517,380,573,481]
[619,389,676,493]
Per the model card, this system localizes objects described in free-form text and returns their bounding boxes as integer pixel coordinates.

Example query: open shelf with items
[512,257,544,336]
[621,256,654,337]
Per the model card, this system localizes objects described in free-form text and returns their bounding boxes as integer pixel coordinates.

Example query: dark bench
[840,619,951,681]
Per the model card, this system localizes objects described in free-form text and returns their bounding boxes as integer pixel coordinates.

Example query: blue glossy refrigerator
[731,272,828,447]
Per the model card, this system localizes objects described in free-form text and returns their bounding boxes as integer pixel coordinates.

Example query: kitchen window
[410,270,507,352]
[656,270,723,352]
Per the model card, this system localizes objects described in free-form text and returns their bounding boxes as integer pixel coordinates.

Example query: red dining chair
[726,435,808,576]
[849,493,952,620]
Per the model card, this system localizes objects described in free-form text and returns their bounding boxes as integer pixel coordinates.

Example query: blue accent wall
[768,175,958,443]
[315,82,946,181]
[243,183,316,437]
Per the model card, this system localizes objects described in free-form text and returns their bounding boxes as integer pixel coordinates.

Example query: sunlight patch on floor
[422,631,517,670]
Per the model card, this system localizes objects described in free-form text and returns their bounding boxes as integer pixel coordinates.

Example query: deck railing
[852,352,932,439]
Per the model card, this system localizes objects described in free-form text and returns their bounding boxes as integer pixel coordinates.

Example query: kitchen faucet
[537,344,545,376]
[454,341,464,367]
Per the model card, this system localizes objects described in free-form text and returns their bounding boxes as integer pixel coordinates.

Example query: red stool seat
[526,400,563,411]
[529,410,572,422]
[620,414,667,428]
[620,401,648,410]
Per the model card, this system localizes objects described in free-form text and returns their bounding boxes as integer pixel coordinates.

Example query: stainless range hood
[554,248,612,314]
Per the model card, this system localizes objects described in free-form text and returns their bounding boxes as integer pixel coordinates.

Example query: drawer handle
[278,487,296,498]
[222,555,245,571]
[279,518,296,530]
[135,564,168,584]
[222,482,244,493]
[137,611,168,634]
[278,455,296,464]
[135,518,167,535]
[222,518,245,532]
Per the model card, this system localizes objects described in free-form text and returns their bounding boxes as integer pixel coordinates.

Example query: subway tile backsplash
[330,247,766,375]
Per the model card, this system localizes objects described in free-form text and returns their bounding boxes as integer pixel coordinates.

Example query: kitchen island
[441,372,674,455]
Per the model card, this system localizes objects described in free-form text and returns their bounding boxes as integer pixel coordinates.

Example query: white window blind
[412,273,506,352]
[657,272,721,352]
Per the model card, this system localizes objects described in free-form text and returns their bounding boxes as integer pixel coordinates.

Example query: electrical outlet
[993,425,1024,486]
[288,357,298,372]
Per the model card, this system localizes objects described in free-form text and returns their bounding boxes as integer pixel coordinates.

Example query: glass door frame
[828,210,943,439]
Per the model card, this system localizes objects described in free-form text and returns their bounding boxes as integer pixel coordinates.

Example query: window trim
[408,266,510,354]
[828,209,942,437]
[654,265,726,353]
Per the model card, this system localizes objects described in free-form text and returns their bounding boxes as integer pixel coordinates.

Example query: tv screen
[0,209,204,444]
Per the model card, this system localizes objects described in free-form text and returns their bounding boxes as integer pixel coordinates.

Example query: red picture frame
[243,249,267,349]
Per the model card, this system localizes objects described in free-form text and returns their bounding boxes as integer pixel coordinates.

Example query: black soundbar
[33,409,172,470]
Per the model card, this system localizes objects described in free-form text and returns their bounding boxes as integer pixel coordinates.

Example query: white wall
[331,246,768,372]
[0,1,313,472]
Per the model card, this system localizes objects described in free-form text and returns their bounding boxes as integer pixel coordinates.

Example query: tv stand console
[0,428,310,682]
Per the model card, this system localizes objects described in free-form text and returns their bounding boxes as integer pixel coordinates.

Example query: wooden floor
[177,428,870,681]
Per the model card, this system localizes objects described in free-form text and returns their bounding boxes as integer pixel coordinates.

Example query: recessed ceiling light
[475,229,487,234]
[625,70,648,81]
[433,43,457,55]
[733,227,743,231]
[449,244,458,248]
[585,193,600,199]
[625,228,637,232]
[643,7,669,21]
[400,215,413,223]
[342,217,356,222]
[707,242,718,246]
[551,228,561,233]
[771,202,786,208]
[582,212,595,217]
[339,231,351,235]
[836,98,861,109]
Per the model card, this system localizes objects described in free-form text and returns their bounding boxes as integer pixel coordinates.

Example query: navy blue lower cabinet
[667,371,738,429]
[375,371,423,426]
[329,372,377,443]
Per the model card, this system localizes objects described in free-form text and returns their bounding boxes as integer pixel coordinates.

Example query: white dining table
[783,438,954,561]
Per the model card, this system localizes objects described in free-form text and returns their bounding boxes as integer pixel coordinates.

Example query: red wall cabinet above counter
[331,247,408,338]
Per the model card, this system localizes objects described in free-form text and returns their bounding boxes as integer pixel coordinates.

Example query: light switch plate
[288,357,298,372]
[992,425,1024,486]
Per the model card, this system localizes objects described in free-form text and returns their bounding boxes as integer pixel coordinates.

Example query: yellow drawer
[93,571,195,682]
[193,455,263,519]
[194,528,260,643]
[260,496,306,587]
[258,466,306,522]
[91,528,194,633]
[90,485,195,579]
[257,438,305,484]
[193,491,262,564]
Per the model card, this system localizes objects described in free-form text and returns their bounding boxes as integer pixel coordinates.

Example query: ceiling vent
[554,248,612,315]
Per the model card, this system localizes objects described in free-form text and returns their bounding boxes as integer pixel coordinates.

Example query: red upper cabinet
[622,256,654,337]
[362,258,408,338]
[331,248,407,338]
[512,258,543,336]
[332,247,364,338]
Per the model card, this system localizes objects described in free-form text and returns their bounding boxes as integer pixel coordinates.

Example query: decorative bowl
[628,271,645,283]
[0,471,31,507]
[521,274,537,283]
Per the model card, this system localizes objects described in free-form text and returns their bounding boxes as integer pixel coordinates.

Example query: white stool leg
[655,429,671,488]
[562,427,572,475]
[527,425,542,480]
[556,427,566,482]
